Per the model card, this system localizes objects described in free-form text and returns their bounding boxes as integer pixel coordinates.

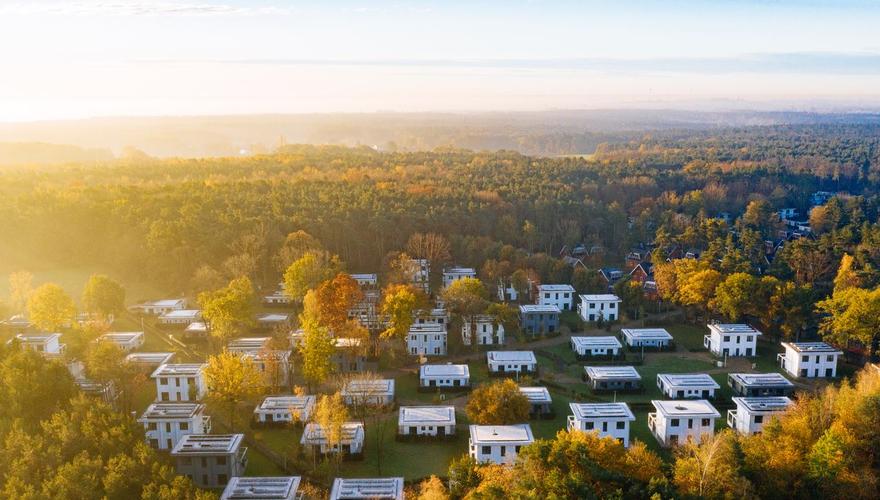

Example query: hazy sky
[2,0,880,121]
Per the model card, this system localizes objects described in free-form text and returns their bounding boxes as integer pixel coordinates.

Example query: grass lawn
[667,324,708,351]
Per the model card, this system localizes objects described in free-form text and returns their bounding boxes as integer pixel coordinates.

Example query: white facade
[621,328,673,348]
[703,324,761,357]
[520,386,553,416]
[419,364,470,389]
[442,266,477,288]
[778,342,842,378]
[728,372,795,397]
[583,366,642,391]
[329,478,404,500]
[221,477,301,500]
[243,350,292,387]
[407,323,447,356]
[262,290,291,306]
[398,406,456,437]
[469,424,534,464]
[461,315,505,345]
[350,273,378,288]
[486,351,537,374]
[341,378,395,406]
[301,422,365,455]
[159,309,201,326]
[133,299,186,315]
[253,395,316,424]
[537,284,575,311]
[570,336,622,357]
[171,434,247,489]
[567,402,636,447]
[657,373,720,399]
[578,294,622,322]
[152,363,207,402]
[727,397,793,435]
[99,331,145,352]
[648,400,720,447]
[256,313,291,329]
[9,333,66,357]
[408,259,431,294]
[139,402,211,450]
[414,308,449,327]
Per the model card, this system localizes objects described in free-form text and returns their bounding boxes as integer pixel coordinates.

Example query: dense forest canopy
[0,124,879,297]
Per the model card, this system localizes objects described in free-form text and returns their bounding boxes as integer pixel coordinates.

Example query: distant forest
[1,123,878,299]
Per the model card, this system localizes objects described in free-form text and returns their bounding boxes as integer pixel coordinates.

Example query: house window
[609,303,615,309]
[216,456,226,466]
[616,421,626,430]
[670,419,680,427]
[723,336,730,342]
[826,355,834,362]
[701,418,711,427]
[180,422,189,431]
[159,377,168,385]
[482,446,491,455]
[589,303,595,309]
[802,355,809,362]
[585,421,594,430]
[753,415,764,424]
[147,422,157,431]
[500,447,506,457]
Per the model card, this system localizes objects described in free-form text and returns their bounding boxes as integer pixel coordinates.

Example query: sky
[1,0,880,121]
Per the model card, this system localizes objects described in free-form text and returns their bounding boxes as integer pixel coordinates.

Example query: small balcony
[237,447,248,470]
[726,410,737,428]
[566,415,577,431]
[647,412,657,432]
[201,416,212,433]
[776,353,786,369]
[703,335,711,349]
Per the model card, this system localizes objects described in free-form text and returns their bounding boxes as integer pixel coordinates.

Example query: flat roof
[657,373,720,389]
[151,363,206,378]
[140,403,204,420]
[519,386,552,403]
[228,337,271,351]
[171,434,244,455]
[707,323,762,336]
[350,273,378,281]
[256,395,315,412]
[256,313,290,322]
[584,366,641,380]
[487,351,537,363]
[728,372,794,387]
[443,267,476,274]
[342,378,395,396]
[302,422,363,443]
[145,299,185,307]
[125,352,174,364]
[538,284,575,292]
[398,406,456,425]
[519,304,560,313]
[160,309,201,319]
[570,402,635,420]
[420,364,469,378]
[579,294,621,302]
[185,321,207,332]
[469,424,534,445]
[221,477,301,500]
[621,328,673,340]
[651,400,720,418]
[571,336,622,349]
[13,333,61,343]
[100,332,144,342]
[732,397,794,412]
[781,342,842,354]
[408,323,447,333]
[330,478,404,500]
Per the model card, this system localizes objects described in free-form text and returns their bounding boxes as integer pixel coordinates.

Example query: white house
[350,273,378,288]
[242,350,292,387]
[132,299,186,315]
[519,386,553,417]
[98,331,145,352]
[486,351,537,375]
[253,395,316,425]
[125,352,175,368]
[583,366,642,392]
[704,324,761,357]
[570,336,623,358]
[407,323,447,356]
[408,258,431,294]
[728,372,795,397]
[648,400,720,447]
[183,321,208,339]
[657,373,720,399]
[329,478,404,500]
[256,313,291,330]
[537,284,575,311]
[9,333,65,357]
[415,308,449,327]
[227,337,270,353]
[159,309,201,326]
[621,328,673,349]
[171,434,247,489]
[442,266,476,288]
[341,378,395,406]
[469,424,534,464]
[152,363,207,402]
[139,402,211,450]
[221,477,301,500]
[567,402,636,447]
[398,406,456,438]
[778,342,842,378]
[461,315,505,346]
[301,422,365,455]
[263,289,291,306]
[419,364,470,390]
[577,294,622,322]
[728,397,793,435]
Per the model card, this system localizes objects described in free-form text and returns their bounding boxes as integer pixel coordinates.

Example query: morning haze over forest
[1,1,880,500]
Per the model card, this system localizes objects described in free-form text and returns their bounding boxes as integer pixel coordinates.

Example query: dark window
[754,415,763,424]
[500,446,506,457]
[701,418,711,427]
[180,422,189,431]
[482,446,491,454]
[670,419,680,427]
[616,421,626,430]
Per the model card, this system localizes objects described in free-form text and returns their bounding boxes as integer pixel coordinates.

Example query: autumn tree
[613,277,648,319]
[8,270,33,314]
[380,284,427,342]
[203,351,263,432]
[26,283,76,332]
[415,475,449,500]
[711,272,776,322]
[197,276,256,346]
[82,274,126,320]
[298,291,336,390]
[442,277,490,350]
[465,379,530,425]
[816,286,880,356]
[677,268,723,315]
[833,253,862,292]
[406,232,451,271]
[314,273,364,332]
[673,430,754,498]
[85,340,146,413]
[274,230,323,272]
[0,349,77,430]
[283,251,343,302]
[312,392,350,471]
